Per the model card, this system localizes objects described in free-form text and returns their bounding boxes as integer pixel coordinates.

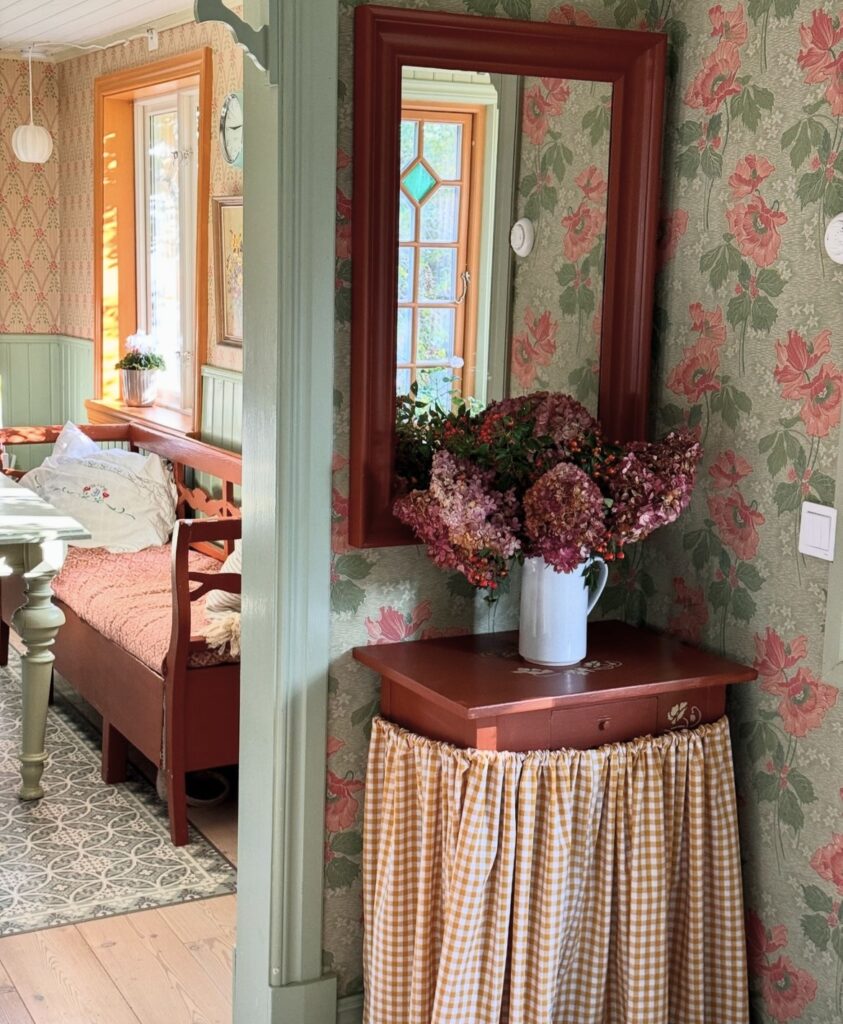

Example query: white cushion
[205,541,242,614]
[21,436,178,552]
[52,421,99,460]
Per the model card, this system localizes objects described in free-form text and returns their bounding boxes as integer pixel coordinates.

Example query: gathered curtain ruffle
[363,715,748,1024]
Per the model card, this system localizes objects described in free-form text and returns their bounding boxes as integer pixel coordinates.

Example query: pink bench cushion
[51,545,236,674]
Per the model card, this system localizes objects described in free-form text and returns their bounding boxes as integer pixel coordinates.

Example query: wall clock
[219,91,244,168]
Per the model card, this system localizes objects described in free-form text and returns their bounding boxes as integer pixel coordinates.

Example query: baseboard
[336,992,364,1024]
[267,976,338,1023]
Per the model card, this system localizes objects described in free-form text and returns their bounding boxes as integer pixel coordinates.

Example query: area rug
[0,649,236,936]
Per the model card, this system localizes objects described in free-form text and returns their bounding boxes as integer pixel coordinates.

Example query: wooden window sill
[85,399,197,439]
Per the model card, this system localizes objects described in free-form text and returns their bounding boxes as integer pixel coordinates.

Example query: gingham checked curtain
[363,715,748,1024]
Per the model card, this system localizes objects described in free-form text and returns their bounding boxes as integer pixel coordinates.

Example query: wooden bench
[0,422,241,846]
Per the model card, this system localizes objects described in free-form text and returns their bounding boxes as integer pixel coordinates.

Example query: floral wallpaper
[327,1,843,1018]
[511,74,611,411]
[0,58,60,334]
[57,18,244,370]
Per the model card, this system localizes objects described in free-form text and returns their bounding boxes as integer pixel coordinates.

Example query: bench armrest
[166,518,242,677]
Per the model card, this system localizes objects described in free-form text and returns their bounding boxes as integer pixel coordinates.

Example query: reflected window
[397,107,483,406]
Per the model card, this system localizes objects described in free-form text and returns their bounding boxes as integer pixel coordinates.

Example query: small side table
[353,620,757,751]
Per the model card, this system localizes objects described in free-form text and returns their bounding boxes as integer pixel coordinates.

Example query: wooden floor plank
[0,962,35,1024]
[78,911,231,1024]
[187,805,238,865]
[156,897,236,1000]
[0,927,141,1024]
[162,895,237,946]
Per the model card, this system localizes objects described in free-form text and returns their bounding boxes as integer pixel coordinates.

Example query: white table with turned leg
[0,474,89,799]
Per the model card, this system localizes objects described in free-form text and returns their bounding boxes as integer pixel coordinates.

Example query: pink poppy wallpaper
[328,1,843,1018]
[510,75,610,407]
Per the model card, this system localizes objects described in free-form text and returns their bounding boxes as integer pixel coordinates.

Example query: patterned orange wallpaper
[57,19,243,370]
[0,59,60,333]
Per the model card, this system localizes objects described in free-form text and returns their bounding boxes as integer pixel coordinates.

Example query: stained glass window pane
[399,192,415,242]
[403,161,436,203]
[400,119,418,171]
[397,307,413,363]
[423,122,461,180]
[418,247,456,302]
[418,307,455,362]
[420,185,460,243]
[398,247,415,302]
[396,368,412,395]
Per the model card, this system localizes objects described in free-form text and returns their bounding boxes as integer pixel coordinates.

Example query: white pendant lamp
[12,49,53,164]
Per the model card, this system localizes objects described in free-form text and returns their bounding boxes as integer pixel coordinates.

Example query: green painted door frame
[235,1,339,1021]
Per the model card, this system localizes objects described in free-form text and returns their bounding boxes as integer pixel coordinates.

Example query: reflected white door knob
[824,213,843,264]
[510,218,535,258]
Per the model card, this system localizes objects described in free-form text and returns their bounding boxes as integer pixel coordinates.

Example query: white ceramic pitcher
[518,555,609,666]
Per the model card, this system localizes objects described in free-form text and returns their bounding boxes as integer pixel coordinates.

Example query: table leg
[13,561,64,800]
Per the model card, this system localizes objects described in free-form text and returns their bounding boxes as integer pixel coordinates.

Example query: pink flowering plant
[394,390,702,596]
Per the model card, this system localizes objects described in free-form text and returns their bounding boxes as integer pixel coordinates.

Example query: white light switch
[798,501,837,560]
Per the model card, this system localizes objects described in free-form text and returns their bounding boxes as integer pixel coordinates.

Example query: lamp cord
[27,47,34,125]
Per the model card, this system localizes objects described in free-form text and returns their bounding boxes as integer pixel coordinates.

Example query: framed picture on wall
[213,196,244,347]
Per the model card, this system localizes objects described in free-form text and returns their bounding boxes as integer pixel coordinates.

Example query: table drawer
[551,697,657,749]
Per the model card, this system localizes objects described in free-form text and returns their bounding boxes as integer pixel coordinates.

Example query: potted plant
[116,342,166,408]
[394,390,702,666]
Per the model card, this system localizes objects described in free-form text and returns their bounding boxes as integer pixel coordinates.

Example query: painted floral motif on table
[327,0,843,1018]
[510,75,611,410]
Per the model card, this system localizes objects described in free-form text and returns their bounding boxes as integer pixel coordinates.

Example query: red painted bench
[0,423,241,846]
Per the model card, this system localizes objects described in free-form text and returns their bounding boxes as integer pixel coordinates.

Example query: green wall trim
[335,993,364,1024]
[201,363,243,384]
[0,334,94,470]
[200,363,243,453]
[234,0,339,1021]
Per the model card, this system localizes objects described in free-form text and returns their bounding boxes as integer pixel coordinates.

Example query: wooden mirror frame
[349,5,667,548]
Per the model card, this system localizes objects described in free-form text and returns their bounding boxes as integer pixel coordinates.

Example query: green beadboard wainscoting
[0,335,94,470]
[200,364,242,452]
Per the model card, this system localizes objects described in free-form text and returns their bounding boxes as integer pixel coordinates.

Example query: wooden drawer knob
[598,717,612,731]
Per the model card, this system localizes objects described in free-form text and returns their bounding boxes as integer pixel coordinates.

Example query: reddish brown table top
[352,620,757,720]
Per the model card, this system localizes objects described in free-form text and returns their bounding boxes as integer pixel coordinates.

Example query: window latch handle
[455,270,471,305]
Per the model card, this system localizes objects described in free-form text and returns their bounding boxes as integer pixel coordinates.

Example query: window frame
[133,88,200,414]
[397,104,484,403]
[93,49,212,433]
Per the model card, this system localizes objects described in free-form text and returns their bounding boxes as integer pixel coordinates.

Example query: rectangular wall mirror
[350,5,666,547]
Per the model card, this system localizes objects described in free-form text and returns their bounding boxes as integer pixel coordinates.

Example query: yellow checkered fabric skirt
[363,715,748,1024]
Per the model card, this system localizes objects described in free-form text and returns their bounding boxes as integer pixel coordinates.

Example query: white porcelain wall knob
[510,217,535,258]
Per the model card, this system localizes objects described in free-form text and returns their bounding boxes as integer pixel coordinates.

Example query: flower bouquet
[394,391,702,664]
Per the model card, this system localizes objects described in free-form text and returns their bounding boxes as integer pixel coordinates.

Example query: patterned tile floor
[0,650,237,937]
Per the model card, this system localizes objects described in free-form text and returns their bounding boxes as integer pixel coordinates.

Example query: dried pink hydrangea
[607,430,702,545]
[522,462,607,572]
[394,450,521,589]
[477,391,600,453]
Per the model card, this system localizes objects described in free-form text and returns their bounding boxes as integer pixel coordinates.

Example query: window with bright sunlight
[134,88,199,413]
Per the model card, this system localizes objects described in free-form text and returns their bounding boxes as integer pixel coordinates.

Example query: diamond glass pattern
[402,161,436,204]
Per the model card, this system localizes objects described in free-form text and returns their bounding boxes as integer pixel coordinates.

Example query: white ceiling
[0,0,195,59]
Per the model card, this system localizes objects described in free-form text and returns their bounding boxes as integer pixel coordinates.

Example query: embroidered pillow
[22,447,178,553]
[205,541,242,615]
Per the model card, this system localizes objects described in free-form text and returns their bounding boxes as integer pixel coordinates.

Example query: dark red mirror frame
[349,4,667,548]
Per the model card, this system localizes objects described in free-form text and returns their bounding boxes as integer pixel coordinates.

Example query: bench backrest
[0,423,242,560]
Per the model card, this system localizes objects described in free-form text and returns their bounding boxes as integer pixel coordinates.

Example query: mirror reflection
[396,68,613,415]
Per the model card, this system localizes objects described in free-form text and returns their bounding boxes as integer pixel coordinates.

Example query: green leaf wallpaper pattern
[328,1,843,1018]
